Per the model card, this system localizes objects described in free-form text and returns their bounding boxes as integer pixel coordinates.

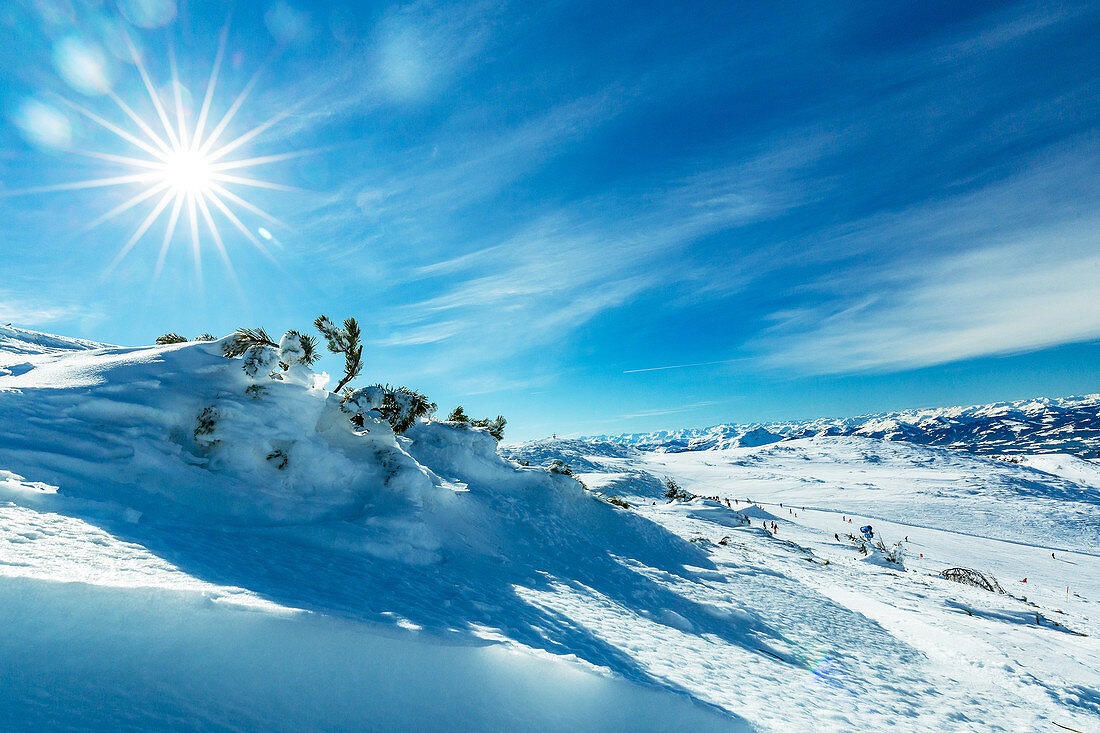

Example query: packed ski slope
[1,327,1097,731]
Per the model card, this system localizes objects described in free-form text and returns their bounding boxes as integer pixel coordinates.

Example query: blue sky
[1,0,1098,440]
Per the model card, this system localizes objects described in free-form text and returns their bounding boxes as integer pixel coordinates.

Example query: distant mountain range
[587,394,1100,458]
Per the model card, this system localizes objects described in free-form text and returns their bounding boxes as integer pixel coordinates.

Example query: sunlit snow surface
[1,327,1098,731]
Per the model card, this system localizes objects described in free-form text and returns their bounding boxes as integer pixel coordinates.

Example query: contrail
[623,357,742,374]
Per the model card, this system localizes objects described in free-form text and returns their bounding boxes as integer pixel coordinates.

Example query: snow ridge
[0,324,109,368]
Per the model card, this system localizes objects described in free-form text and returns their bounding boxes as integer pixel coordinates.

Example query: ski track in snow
[0,328,1098,731]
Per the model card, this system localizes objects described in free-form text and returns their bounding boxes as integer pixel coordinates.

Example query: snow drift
[0,328,751,730]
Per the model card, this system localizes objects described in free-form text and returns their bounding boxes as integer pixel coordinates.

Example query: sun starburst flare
[9,26,310,281]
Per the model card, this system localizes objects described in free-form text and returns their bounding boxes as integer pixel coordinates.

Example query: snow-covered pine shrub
[314,315,362,392]
[194,333,217,341]
[662,476,693,501]
[606,495,630,509]
[939,568,1006,594]
[547,459,574,476]
[878,540,905,565]
[485,416,508,441]
[844,532,869,554]
[245,384,267,399]
[341,384,437,434]
[266,448,288,469]
[194,406,218,446]
[241,345,280,380]
[469,415,507,441]
[156,333,188,344]
[223,327,278,357]
[225,328,319,381]
[278,330,319,368]
[445,406,506,440]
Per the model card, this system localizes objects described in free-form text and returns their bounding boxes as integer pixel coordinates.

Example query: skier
[834,533,840,541]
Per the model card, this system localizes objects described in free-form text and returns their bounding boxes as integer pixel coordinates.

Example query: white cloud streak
[757,144,1100,373]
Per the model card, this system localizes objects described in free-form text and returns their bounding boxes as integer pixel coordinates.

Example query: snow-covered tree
[156,333,187,344]
[662,476,692,501]
[223,327,277,357]
[315,315,362,392]
[470,415,507,441]
[224,328,320,381]
[342,384,436,434]
[445,406,506,441]
[876,539,906,565]
[241,345,279,380]
[278,330,319,368]
[547,460,573,476]
[223,328,280,381]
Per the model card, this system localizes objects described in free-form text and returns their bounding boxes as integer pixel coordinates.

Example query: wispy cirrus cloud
[755,141,1100,374]
[614,401,720,421]
[292,0,1100,394]
[0,293,100,327]
[374,142,816,367]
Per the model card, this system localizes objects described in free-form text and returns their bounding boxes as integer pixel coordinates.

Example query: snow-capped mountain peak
[588,394,1100,458]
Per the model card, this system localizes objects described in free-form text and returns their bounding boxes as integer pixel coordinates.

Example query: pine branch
[316,314,364,392]
[223,327,277,358]
[299,335,319,366]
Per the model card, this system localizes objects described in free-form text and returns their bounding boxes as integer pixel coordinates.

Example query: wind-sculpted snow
[501,437,642,472]
[0,324,108,371]
[501,438,671,499]
[592,394,1100,458]
[0,338,438,533]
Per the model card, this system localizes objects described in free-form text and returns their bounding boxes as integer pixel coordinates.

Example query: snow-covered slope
[0,323,107,368]
[591,394,1100,458]
[505,436,1100,730]
[1014,453,1100,488]
[0,330,746,731]
[2,327,1099,732]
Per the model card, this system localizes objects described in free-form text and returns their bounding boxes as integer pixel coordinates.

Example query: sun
[7,25,308,280]
[162,148,214,196]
